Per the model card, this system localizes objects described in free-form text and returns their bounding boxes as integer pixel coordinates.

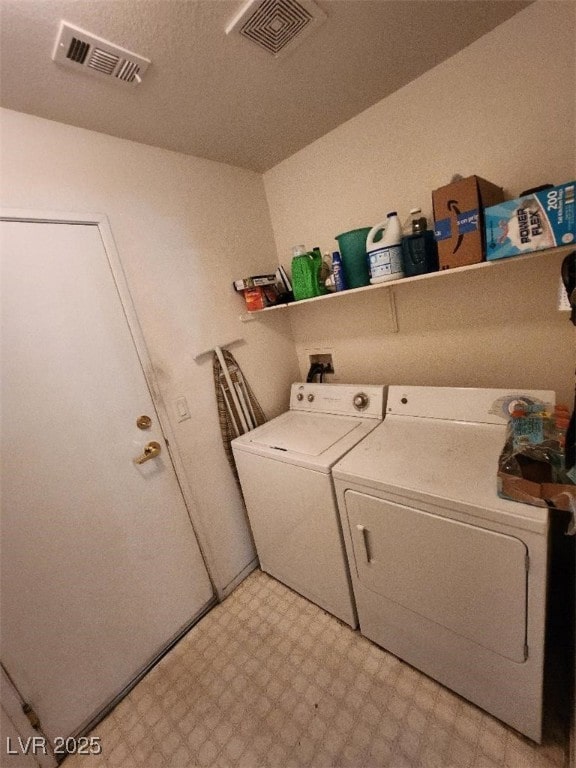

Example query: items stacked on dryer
[498,398,575,514]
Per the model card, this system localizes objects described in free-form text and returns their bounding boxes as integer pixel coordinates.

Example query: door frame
[0,209,218,594]
[1,665,57,767]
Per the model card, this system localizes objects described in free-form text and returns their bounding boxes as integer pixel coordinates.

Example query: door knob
[134,441,161,464]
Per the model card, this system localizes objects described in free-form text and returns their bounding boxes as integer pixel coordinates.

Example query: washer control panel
[290,383,385,419]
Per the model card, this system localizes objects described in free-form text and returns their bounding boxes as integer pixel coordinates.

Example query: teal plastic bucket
[335,227,372,288]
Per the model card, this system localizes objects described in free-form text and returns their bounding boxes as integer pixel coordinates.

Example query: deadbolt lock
[136,415,152,430]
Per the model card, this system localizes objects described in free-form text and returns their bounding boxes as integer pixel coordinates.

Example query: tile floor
[66,570,568,768]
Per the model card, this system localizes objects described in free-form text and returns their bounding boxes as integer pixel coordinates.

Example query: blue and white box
[484,181,575,260]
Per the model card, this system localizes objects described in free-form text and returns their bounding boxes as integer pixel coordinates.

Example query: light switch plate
[175,396,191,422]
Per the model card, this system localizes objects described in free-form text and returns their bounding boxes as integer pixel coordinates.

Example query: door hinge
[22,702,41,730]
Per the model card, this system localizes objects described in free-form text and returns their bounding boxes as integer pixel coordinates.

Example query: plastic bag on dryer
[497,401,576,524]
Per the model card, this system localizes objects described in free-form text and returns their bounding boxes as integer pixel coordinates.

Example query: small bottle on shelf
[331,251,347,292]
[401,209,439,277]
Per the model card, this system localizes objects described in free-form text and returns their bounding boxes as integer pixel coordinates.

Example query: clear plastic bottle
[321,251,335,292]
[312,247,328,295]
[321,250,332,282]
[401,208,428,233]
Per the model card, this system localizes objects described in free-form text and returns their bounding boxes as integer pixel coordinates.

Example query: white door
[0,218,214,743]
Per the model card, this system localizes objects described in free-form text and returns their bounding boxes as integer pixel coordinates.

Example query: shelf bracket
[388,289,399,333]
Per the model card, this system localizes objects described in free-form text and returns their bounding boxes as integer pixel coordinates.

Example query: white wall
[0,109,300,595]
[0,708,42,768]
[264,1,576,405]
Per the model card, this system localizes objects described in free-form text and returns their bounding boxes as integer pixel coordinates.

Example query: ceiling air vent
[226,0,327,58]
[52,22,151,85]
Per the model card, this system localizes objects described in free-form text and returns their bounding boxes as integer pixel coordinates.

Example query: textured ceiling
[0,0,532,172]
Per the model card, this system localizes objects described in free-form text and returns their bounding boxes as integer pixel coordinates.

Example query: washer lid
[249,412,359,455]
[232,410,380,472]
[333,416,549,533]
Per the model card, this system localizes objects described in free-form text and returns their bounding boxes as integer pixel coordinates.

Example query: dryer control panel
[386,386,555,423]
[290,383,385,419]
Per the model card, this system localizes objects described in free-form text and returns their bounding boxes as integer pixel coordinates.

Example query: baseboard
[218,558,259,599]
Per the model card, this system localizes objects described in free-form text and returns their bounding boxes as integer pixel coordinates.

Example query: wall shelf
[240,245,574,323]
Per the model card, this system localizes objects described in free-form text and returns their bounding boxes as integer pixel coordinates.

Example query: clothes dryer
[333,386,555,742]
[232,383,385,627]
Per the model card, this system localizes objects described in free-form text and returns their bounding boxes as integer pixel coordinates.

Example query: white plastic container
[366,211,404,284]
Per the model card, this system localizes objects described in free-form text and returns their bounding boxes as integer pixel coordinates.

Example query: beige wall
[1,0,574,595]
[263,1,576,405]
[0,108,300,595]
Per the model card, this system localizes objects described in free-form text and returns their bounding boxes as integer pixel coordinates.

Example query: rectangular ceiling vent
[226,0,327,58]
[52,21,151,85]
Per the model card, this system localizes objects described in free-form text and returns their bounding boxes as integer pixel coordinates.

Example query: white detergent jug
[366,211,404,284]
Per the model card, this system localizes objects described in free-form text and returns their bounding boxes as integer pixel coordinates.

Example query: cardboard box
[484,181,576,260]
[433,176,504,269]
[497,471,575,513]
[242,284,280,312]
[243,286,266,312]
[233,273,277,292]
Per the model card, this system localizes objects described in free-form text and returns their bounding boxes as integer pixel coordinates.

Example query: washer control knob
[307,393,315,402]
[296,393,304,401]
[353,393,369,411]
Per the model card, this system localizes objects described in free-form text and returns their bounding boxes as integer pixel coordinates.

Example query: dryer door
[345,491,528,662]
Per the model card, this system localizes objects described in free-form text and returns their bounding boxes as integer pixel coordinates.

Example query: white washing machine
[232,382,385,627]
[333,385,555,742]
